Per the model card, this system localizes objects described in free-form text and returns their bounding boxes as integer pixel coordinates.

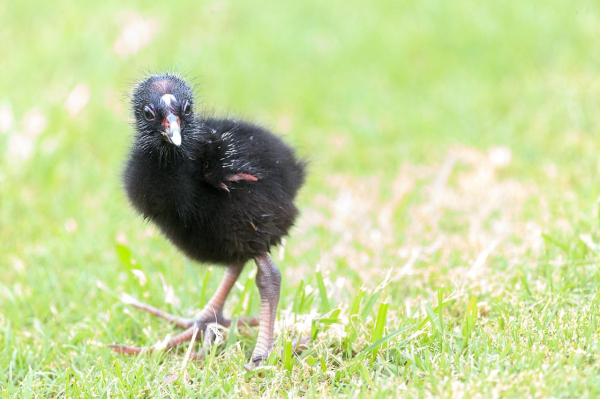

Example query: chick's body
[112,74,305,368]
[124,118,305,265]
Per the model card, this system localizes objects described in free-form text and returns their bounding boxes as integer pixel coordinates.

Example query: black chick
[109,73,306,368]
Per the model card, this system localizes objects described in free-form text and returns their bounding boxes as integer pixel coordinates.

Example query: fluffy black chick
[110,73,306,368]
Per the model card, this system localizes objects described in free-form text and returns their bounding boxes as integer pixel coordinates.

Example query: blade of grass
[424,302,439,334]
[350,287,365,317]
[462,295,478,343]
[437,287,444,351]
[358,325,416,358]
[282,336,293,373]
[371,301,389,362]
[361,289,382,321]
[311,308,342,339]
[292,279,305,314]
[417,297,457,330]
[232,270,255,316]
[199,267,212,308]
[115,242,135,270]
[315,267,331,313]
[542,233,570,254]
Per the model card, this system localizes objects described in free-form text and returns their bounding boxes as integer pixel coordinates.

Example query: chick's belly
[157,216,263,264]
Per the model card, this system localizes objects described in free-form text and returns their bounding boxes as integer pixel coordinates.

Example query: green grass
[2,0,600,396]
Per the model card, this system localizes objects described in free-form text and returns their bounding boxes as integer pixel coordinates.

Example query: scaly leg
[110,266,258,355]
[246,253,281,369]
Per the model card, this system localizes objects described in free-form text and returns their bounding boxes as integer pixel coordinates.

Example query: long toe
[292,337,310,351]
[110,323,206,356]
[216,316,260,328]
[108,344,151,355]
[119,293,196,329]
[120,294,259,329]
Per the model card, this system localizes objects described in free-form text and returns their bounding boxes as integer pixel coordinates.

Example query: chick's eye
[143,105,155,121]
[183,102,192,116]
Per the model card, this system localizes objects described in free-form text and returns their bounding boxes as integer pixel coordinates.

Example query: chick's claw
[244,356,266,371]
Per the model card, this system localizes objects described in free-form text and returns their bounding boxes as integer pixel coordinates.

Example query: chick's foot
[109,297,259,356]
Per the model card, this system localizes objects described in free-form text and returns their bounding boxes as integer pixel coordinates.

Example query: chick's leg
[110,266,258,356]
[189,266,247,327]
[246,254,281,369]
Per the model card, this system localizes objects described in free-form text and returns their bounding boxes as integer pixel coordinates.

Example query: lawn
[2,0,600,397]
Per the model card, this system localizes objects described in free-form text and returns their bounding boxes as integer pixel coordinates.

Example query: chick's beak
[163,113,181,147]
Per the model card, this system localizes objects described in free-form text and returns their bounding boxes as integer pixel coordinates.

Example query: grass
[2,0,600,396]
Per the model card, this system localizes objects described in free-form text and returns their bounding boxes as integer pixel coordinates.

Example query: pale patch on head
[151,79,169,92]
[161,94,177,107]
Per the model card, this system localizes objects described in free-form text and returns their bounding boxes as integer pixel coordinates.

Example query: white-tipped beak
[164,113,181,147]
[171,127,181,146]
